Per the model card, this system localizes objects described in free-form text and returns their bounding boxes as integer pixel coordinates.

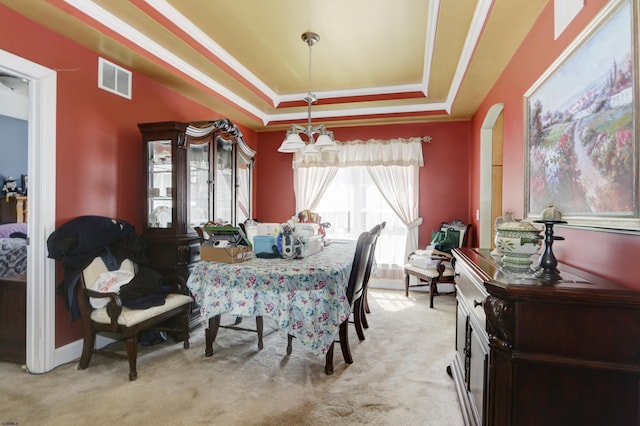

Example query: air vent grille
[98,57,131,99]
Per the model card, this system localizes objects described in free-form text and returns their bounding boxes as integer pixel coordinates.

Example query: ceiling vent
[98,57,131,99]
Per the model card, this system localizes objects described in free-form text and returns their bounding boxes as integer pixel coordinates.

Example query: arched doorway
[479,103,504,249]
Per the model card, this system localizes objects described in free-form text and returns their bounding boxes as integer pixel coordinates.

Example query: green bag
[434,228,460,253]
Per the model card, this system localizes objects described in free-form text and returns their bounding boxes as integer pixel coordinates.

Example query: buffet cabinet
[450,248,640,426]
[138,119,255,279]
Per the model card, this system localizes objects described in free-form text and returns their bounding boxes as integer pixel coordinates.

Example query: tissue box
[200,244,253,263]
[296,223,319,237]
[302,235,323,257]
[253,235,276,254]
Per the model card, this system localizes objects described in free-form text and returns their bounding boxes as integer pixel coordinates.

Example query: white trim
[265,101,450,123]
[64,0,485,123]
[479,103,504,249]
[554,0,584,40]
[445,0,493,111]
[422,0,441,96]
[0,49,58,373]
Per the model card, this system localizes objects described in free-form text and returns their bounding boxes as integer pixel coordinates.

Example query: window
[315,167,407,275]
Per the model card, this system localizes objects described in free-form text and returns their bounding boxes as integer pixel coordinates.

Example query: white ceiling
[1,0,547,131]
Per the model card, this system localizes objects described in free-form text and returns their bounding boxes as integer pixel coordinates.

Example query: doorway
[479,103,504,249]
[0,49,57,374]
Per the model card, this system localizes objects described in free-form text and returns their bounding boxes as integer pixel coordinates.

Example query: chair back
[345,231,375,304]
[364,221,385,283]
[440,221,471,248]
[81,257,136,289]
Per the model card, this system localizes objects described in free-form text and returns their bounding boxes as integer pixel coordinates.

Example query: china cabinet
[138,119,255,280]
[450,248,640,426]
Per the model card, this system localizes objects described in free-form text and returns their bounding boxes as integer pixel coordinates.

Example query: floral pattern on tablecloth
[187,241,355,355]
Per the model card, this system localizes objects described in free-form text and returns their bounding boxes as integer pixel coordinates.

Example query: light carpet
[0,281,463,425]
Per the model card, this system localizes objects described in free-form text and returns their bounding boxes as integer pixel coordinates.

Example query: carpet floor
[0,281,463,425]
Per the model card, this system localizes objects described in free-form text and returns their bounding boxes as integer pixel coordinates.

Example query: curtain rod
[420,136,432,143]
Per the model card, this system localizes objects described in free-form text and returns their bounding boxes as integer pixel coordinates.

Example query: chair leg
[405,274,410,297]
[361,291,370,329]
[430,279,437,309]
[181,310,190,349]
[256,316,264,350]
[78,328,96,370]
[339,320,353,364]
[361,306,369,329]
[286,334,294,355]
[324,342,334,375]
[353,298,366,341]
[126,335,138,381]
[205,314,221,357]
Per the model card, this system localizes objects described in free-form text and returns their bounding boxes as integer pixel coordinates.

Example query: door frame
[479,103,504,249]
[0,49,57,373]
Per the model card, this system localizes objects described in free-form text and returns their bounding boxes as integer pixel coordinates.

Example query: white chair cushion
[83,257,135,287]
[90,293,192,327]
[404,264,440,279]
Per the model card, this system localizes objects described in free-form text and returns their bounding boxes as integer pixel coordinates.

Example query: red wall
[0,5,258,346]
[256,121,472,248]
[470,0,640,290]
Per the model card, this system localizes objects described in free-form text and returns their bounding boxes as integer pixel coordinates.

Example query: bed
[0,196,28,363]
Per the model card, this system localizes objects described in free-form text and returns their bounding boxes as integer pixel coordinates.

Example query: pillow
[89,269,135,309]
[0,222,27,238]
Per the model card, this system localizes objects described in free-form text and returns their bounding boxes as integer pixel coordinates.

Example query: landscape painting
[525,0,637,230]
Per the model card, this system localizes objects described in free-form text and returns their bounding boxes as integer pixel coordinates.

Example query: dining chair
[404,220,470,308]
[357,221,386,336]
[76,256,193,380]
[195,225,264,351]
[287,230,375,374]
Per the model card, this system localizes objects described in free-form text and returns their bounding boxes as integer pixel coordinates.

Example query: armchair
[403,221,470,308]
[76,256,193,380]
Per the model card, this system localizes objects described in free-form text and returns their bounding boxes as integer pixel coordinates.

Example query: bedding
[0,222,27,238]
[0,236,27,277]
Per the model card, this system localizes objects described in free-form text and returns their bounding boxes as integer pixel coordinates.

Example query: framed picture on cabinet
[524,0,638,231]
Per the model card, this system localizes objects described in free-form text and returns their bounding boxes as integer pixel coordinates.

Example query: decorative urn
[494,220,543,272]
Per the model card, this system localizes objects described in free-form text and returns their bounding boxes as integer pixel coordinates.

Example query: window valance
[293,137,425,168]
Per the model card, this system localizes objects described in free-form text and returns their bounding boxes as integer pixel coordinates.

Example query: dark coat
[47,215,147,320]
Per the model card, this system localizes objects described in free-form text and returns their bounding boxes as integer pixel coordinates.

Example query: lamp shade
[314,134,333,146]
[278,133,305,153]
[315,134,338,151]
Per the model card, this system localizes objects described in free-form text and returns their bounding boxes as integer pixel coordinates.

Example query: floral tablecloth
[187,240,355,355]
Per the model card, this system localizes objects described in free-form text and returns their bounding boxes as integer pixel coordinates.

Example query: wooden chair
[358,221,386,335]
[76,256,193,380]
[404,221,470,308]
[195,225,264,351]
[287,230,375,374]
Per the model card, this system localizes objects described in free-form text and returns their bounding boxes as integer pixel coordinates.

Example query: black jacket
[47,215,147,320]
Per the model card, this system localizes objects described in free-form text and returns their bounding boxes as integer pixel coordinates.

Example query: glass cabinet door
[147,140,173,228]
[188,141,211,228]
[213,136,234,224]
[236,152,252,224]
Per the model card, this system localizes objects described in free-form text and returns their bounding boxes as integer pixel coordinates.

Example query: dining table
[186,239,356,371]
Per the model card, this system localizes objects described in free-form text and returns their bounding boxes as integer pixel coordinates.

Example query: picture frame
[524,0,638,231]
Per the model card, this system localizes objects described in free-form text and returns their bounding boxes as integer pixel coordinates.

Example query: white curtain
[293,137,424,260]
[294,166,338,213]
[367,165,422,261]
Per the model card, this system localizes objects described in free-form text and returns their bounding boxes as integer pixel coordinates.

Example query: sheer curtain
[367,165,422,260]
[294,166,338,212]
[293,137,424,268]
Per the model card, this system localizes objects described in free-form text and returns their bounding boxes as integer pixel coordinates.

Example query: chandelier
[277,32,338,155]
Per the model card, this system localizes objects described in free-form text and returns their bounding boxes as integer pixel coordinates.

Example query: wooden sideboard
[450,248,640,426]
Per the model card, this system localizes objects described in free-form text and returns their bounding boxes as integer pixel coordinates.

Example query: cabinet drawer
[454,258,488,335]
